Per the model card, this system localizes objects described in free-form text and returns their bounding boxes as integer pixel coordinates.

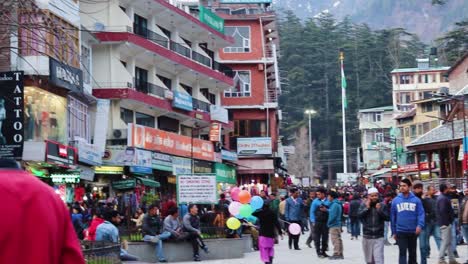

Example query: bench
[126,235,252,262]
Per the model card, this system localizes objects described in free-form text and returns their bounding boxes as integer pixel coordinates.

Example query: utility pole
[305,109,317,185]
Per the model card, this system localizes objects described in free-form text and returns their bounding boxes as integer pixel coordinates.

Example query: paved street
[129,231,468,264]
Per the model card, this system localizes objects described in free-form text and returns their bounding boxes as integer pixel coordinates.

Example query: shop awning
[236,159,274,175]
[371,168,392,178]
[136,177,161,188]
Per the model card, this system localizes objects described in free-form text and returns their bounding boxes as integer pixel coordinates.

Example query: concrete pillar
[149,15,157,32]
[172,75,180,91]
[148,65,157,84]
[126,57,136,83]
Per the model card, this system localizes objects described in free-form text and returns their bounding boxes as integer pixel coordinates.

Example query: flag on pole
[341,60,347,109]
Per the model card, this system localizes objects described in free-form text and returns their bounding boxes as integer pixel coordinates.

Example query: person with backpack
[349,193,362,240]
[311,188,330,258]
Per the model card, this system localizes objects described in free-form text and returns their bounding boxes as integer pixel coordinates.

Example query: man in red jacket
[0,168,85,264]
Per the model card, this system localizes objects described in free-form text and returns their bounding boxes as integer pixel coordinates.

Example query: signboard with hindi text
[177,174,217,204]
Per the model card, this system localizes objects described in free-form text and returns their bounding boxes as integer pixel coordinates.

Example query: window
[250,120,267,137]
[422,122,431,134]
[133,14,148,38]
[180,125,192,137]
[157,75,172,90]
[224,26,250,53]
[374,112,382,122]
[68,97,89,142]
[440,73,448,82]
[400,93,412,104]
[232,120,266,137]
[158,26,171,39]
[418,124,423,135]
[375,132,384,143]
[136,112,154,128]
[224,71,251,97]
[405,127,410,138]
[180,83,193,95]
[120,108,133,124]
[231,8,247,15]
[399,75,411,84]
[422,91,432,99]
[201,88,216,104]
[215,8,231,14]
[410,125,417,137]
[81,45,91,85]
[135,67,148,92]
[422,102,433,113]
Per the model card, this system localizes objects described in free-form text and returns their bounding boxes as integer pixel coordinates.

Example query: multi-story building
[207,1,283,191]
[392,58,450,112]
[80,0,238,197]
[358,106,395,172]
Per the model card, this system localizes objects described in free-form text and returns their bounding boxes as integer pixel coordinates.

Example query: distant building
[391,58,450,112]
[358,106,395,172]
[448,53,468,94]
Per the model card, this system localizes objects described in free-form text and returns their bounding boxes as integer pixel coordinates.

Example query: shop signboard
[94,99,110,154]
[95,166,124,174]
[209,105,229,124]
[214,163,236,184]
[209,122,221,142]
[46,140,77,167]
[172,156,191,175]
[49,57,83,93]
[0,71,24,159]
[221,149,237,161]
[129,166,153,175]
[152,152,173,171]
[397,162,436,173]
[112,179,136,190]
[237,137,272,156]
[199,5,224,34]
[220,0,271,3]
[77,141,102,166]
[50,173,80,184]
[177,174,217,204]
[102,146,135,166]
[78,165,95,181]
[128,124,215,161]
[193,160,213,173]
[134,148,152,168]
[172,90,193,111]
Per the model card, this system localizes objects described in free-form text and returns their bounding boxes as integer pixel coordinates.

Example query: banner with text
[177,174,217,204]
[237,137,272,156]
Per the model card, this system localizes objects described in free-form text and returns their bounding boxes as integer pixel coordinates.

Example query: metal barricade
[81,241,121,264]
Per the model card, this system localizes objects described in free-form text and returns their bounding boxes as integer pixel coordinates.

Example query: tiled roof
[395,109,416,120]
[359,106,394,113]
[407,120,467,147]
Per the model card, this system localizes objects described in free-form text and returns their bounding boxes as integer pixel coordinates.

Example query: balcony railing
[170,41,191,58]
[133,26,169,48]
[213,61,234,78]
[193,98,211,112]
[192,50,212,67]
[134,79,166,98]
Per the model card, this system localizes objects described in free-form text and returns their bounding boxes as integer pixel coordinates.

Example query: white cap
[368,187,379,194]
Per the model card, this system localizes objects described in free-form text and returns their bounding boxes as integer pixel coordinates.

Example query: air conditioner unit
[108,129,128,140]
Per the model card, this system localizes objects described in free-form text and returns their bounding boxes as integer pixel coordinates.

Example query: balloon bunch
[225,187,264,230]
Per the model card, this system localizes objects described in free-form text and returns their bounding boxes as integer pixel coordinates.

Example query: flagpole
[340,50,348,173]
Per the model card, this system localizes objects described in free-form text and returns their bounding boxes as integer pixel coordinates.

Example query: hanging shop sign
[102,146,135,166]
[172,156,192,175]
[77,141,102,166]
[46,140,77,167]
[49,57,83,93]
[112,179,136,190]
[209,122,221,142]
[221,149,237,161]
[214,163,236,184]
[209,105,229,124]
[95,166,124,174]
[177,174,217,204]
[50,173,80,184]
[129,166,153,175]
[172,90,193,111]
[0,71,24,159]
[193,160,213,173]
[129,124,215,161]
[237,137,272,156]
[397,162,436,173]
[134,148,152,168]
[78,165,95,181]
[199,5,224,34]
[152,152,173,172]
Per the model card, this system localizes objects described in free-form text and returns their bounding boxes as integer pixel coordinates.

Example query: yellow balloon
[226,217,241,230]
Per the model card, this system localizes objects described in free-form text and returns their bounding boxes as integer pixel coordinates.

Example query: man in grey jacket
[437,184,460,264]
[183,204,209,262]
[164,207,186,240]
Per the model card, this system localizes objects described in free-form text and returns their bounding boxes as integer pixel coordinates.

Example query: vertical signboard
[0,71,24,159]
[199,5,225,33]
[177,174,217,204]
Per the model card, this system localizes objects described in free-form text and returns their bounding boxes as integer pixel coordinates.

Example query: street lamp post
[305,109,317,185]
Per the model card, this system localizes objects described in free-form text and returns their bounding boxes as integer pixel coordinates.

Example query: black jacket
[436,194,454,226]
[422,196,437,225]
[358,202,389,238]
[349,199,361,219]
[142,214,162,236]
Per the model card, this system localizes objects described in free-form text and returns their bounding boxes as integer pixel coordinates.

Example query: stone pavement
[127,231,468,264]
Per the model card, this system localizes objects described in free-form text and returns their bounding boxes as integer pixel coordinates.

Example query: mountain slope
[273,0,468,42]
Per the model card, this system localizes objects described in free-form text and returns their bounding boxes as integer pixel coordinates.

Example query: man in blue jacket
[437,183,460,264]
[311,188,330,258]
[391,178,425,264]
[327,191,344,260]
[285,188,303,250]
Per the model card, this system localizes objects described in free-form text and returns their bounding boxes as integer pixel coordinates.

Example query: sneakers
[150,235,160,243]
[193,255,201,262]
[318,254,326,259]
[454,251,460,259]
[201,246,210,254]
[329,255,344,260]
[158,259,168,263]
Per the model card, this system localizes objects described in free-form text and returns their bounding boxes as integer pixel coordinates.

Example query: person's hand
[415,227,421,235]
[375,203,381,210]
[366,199,371,208]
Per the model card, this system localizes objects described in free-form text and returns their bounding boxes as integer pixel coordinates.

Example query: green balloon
[239,204,253,218]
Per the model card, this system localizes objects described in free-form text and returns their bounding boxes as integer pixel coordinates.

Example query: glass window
[68,97,89,142]
[399,75,411,84]
[250,120,267,137]
[422,122,431,134]
[410,125,417,137]
[373,112,382,122]
[120,108,133,124]
[136,112,154,128]
[224,71,251,97]
[24,86,67,143]
[224,26,250,53]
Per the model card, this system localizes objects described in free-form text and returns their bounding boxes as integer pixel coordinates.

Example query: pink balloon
[230,187,240,201]
[228,201,241,216]
[288,223,301,235]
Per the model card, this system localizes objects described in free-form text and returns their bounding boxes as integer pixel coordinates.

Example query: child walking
[253,203,283,264]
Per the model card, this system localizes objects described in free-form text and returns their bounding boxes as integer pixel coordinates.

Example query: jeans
[188,232,207,257]
[143,232,172,261]
[120,248,139,261]
[419,222,441,264]
[440,224,455,261]
[345,217,351,233]
[451,219,458,252]
[384,221,390,241]
[314,222,329,255]
[396,232,418,264]
[462,224,468,244]
[350,218,361,237]
[306,222,315,245]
